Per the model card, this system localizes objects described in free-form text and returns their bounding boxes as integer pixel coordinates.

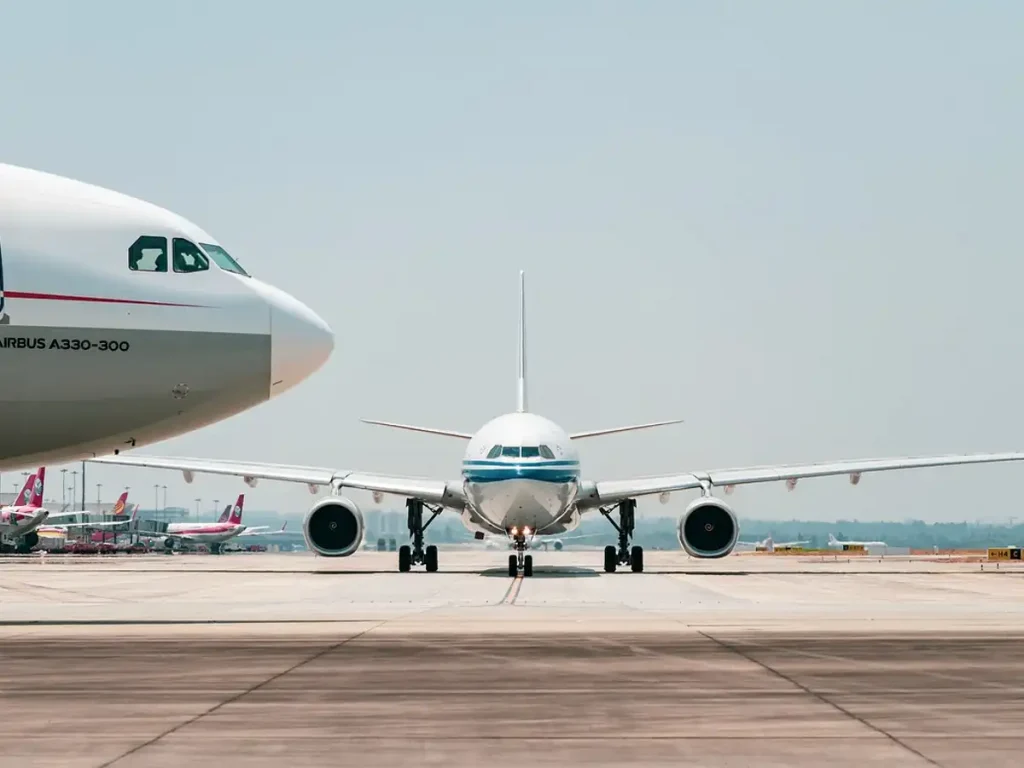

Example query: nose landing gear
[600,498,644,573]
[507,529,534,577]
[398,498,442,573]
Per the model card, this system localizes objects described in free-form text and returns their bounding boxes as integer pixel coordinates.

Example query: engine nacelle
[303,496,364,557]
[677,496,739,558]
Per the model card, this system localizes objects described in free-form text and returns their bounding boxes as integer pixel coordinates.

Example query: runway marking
[697,630,943,767]
[94,620,387,768]
[500,575,523,605]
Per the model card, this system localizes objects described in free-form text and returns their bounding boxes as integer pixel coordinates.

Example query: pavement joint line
[696,630,944,768]
[93,619,390,768]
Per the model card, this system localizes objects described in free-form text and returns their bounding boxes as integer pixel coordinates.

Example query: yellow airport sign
[987,547,1022,561]
[842,544,865,552]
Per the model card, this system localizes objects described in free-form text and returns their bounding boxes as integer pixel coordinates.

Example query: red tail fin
[112,491,129,517]
[28,468,45,508]
[228,494,244,524]
[15,473,35,507]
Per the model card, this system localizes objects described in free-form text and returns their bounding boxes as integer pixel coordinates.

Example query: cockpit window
[128,236,167,272]
[501,446,521,457]
[173,238,210,273]
[200,243,249,277]
[486,445,502,459]
[539,445,555,459]
[520,446,540,458]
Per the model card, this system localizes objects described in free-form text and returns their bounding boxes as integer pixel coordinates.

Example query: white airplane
[90,272,1024,577]
[828,533,887,549]
[734,536,811,553]
[0,162,333,471]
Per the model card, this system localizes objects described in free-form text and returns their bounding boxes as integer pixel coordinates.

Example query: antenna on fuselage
[516,270,527,413]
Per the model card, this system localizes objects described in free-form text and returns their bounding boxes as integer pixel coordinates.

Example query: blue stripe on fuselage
[462,459,580,484]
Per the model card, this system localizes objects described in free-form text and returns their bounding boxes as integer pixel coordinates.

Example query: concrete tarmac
[1,550,1023,767]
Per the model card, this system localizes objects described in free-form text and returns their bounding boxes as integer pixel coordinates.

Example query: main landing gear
[398,498,441,573]
[600,498,644,573]
[507,528,534,577]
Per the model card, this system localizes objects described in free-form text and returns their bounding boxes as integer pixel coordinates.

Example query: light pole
[80,460,86,511]
[213,499,220,519]
[61,469,67,508]
[195,498,201,520]
[96,483,102,510]
[153,484,159,520]
[71,471,78,509]
[161,485,167,512]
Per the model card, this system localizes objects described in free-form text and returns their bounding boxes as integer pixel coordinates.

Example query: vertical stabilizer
[16,474,35,506]
[229,494,245,525]
[112,491,128,517]
[29,468,44,508]
[516,270,527,413]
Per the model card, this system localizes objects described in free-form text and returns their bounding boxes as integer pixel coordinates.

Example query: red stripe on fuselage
[5,291,205,308]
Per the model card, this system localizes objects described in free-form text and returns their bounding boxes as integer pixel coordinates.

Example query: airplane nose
[268,288,334,398]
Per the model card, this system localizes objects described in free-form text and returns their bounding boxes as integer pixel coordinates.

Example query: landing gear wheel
[523,554,533,577]
[631,545,644,573]
[604,545,617,573]
[508,554,518,577]
[600,499,638,572]
[401,499,443,571]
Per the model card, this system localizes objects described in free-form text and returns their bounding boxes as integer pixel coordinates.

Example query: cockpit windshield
[520,447,540,458]
[200,243,249,277]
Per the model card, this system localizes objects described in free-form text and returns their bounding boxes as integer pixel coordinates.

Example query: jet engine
[677,496,739,558]
[303,496,364,557]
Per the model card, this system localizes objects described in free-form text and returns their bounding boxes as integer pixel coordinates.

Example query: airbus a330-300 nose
[0,162,334,469]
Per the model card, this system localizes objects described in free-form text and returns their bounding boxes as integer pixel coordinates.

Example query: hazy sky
[2,1,1023,522]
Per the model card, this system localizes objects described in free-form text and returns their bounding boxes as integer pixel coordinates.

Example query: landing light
[523,526,532,536]
[509,527,519,536]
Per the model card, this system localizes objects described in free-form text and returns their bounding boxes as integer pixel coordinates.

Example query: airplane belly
[466,479,577,534]
[0,326,271,469]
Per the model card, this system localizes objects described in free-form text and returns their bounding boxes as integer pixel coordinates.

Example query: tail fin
[229,494,244,524]
[112,491,128,517]
[15,473,35,506]
[218,504,231,523]
[28,467,44,508]
[828,534,838,545]
[516,270,527,413]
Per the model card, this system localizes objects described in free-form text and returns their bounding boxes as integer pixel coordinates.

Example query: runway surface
[2,550,1023,767]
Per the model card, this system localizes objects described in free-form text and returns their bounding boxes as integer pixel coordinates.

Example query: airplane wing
[579,452,1024,507]
[87,455,465,508]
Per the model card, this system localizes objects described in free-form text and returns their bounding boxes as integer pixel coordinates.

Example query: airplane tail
[15,473,35,506]
[228,494,245,524]
[218,504,232,523]
[517,270,527,413]
[28,467,45,508]
[828,534,838,545]
[111,491,129,517]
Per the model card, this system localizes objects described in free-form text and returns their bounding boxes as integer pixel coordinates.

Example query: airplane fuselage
[161,522,246,545]
[0,506,48,539]
[0,163,333,470]
[460,412,582,536]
